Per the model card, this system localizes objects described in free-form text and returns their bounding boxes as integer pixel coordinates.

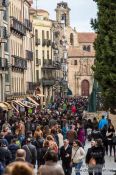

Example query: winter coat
[77,128,86,145]
[60,145,72,165]
[38,161,64,175]
[8,144,20,161]
[57,133,64,148]
[86,146,105,165]
[22,143,37,165]
[72,146,85,163]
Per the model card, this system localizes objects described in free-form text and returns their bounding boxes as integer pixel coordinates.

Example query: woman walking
[71,140,85,175]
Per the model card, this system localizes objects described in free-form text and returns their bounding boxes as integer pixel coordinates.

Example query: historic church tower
[55,2,70,26]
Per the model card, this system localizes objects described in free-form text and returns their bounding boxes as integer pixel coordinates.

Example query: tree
[91,0,116,113]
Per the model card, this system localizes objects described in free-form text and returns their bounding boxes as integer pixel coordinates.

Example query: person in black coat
[60,139,72,175]
[86,139,105,175]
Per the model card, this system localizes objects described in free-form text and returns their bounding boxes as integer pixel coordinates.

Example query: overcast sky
[33,0,97,32]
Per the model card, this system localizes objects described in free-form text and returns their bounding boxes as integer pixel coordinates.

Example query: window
[47,50,49,59]
[36,70,39,82]
[42,30,45,41]
[35,29,38,39]
[74,60,77,65]
[36,50,38,58]
[42,50,45,60]
[70,33,74,45]
[83,45,86,51]
[47,31,49,39]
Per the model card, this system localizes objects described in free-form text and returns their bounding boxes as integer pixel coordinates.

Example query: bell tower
[55,2,70,26]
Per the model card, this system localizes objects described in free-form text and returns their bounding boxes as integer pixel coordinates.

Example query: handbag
[88,157,96,167]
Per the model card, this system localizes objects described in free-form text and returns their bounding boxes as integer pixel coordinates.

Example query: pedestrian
[38,150,64,175]
[98,116,108,130]
[86,139,105,175]
[106,123,115,156]
[60,139,72,175]
[15,149,26,162]
[22,138,37,167]
[71,140,85,175]
[4,162,34,175]
[86,140,96,175]
[77,121,86,146]
[8,138,20,162]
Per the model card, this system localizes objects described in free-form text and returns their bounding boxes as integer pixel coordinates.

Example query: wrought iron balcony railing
[26,50,33,61]
[24,19,32,31]
[0,57,8,69]
[10,17,26,36]
[12,55,27,70]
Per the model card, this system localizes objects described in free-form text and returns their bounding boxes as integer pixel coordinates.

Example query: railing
[27,82,40,91]
[42,78,55,86]
[10,17,26,36]
[26,50,33,61]
[24,19,32,31]
[0,57,8,69]
[11,55,27,69]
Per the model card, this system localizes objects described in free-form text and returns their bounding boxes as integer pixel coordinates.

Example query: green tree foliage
[91,0,116,113]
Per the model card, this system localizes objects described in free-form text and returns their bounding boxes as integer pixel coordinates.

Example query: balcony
[35,38,40,46]
[41,78,55,86]
[26,50,33,61]
[0,0,8,11]
[12,55,27,70]
[24,19,32,31]
[42,59,56,69]
[10,17,26,36]
[0,57,8,70]
[27,82,40,91]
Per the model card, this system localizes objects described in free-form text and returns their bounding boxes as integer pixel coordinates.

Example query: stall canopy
[27,97,39,106]
[36,94,45,97]
[3,102,12,110]
[0,103,8,111]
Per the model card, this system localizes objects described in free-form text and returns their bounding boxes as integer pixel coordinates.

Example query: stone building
[0,0,9,101]
[30,8,61,102]
[68,33,96,96]
[7,0,34,100]
[55,2,96,97]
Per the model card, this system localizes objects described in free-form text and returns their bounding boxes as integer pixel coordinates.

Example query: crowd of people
[0,97,116,175]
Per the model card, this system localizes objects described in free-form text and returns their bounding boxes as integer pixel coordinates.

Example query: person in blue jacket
[98,115,108,130]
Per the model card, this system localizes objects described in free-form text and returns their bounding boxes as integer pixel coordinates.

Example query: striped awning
[27,97,39,106]
[0,103,8,111]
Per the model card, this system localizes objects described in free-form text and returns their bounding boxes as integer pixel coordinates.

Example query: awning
[18,101,34,108]
[0,103,8,111]
[36,94,45,97]
[27,97,39,106]
[3,102,12,110]
[12,100,24,107]
[11,102,19,113]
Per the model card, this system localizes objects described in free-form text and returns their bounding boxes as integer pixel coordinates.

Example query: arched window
[70,33,74,45]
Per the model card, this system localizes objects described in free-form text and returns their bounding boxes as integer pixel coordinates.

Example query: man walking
[60,139,72,175]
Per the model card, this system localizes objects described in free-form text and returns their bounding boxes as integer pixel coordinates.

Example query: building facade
[55,2,96,97]
[68,33,96,96]
[30,9,58,102]
[0,0,9,101]
[7,0,34,100]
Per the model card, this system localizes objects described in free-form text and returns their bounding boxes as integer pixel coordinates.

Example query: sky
[33,0,97,32]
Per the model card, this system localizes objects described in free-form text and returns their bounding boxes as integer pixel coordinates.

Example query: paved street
[72,141,116,175]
